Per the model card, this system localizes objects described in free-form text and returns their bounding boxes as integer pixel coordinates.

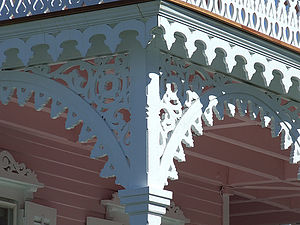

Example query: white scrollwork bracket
[147,47,300,189]
[0,54,132,187]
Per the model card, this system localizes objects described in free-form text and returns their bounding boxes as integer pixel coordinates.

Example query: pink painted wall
[0,101,120,225]
[0,99,223,225]
[2,98,298,225]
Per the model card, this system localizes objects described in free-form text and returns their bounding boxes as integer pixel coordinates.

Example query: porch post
[119,188,172,225]
[222,193,230,225]
[114,29,173,225]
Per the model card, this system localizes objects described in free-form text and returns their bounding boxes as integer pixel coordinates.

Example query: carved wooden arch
[0,17,158,191]
[149,53,300,187]
[0,67,131,186]
[144,23,300,188]
[160,82,300,181]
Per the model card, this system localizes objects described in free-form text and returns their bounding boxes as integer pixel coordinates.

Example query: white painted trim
[24,201,57,225]
[0,151,43,189]
[158,16,300,94]
[0,150,44,225]
[0,2,159,42]
[159,1,300,70]
[0,0,104,21]
[87,217,123,225]
[222,194,230,225]
[179,0,300,47]
[0,199,17,225]
[101,193,189,225]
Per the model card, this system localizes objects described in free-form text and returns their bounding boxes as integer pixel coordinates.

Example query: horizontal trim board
[0,0,154,27]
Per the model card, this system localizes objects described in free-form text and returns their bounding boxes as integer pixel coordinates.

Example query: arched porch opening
[166,110,300,225]
[0,94,121,225]
[154,40,300,224]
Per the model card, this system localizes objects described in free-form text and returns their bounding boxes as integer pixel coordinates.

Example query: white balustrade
[182,0,300,47]
[0,0,104,20]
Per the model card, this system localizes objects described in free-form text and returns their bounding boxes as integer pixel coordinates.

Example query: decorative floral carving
[155,51,300,184]
[34,54,132,153]
[0,54,132,186]
[147,25,300,185]
[165,201,190,224]
[19,54,131,158]
[0,150,41,185]
[160,83,183,147]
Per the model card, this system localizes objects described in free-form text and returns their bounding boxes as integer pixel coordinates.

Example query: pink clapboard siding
[0,99,225,225]
[0,100,121,225]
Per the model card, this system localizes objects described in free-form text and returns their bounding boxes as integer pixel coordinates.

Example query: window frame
[0,198,17,225]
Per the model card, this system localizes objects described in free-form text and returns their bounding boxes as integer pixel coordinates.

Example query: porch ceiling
[0,97,299,225]
[168,114,300,225]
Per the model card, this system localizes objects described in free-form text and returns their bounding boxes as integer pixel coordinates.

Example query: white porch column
[112,28,174,225]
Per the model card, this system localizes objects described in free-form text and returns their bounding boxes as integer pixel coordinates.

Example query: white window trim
[87,217,123,225]
[0,199,17,225]
[0,150,57,225]
[0,150,44,196]
[24,201,57,225]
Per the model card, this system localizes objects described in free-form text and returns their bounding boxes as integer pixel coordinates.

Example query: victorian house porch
[0,0,299,225]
